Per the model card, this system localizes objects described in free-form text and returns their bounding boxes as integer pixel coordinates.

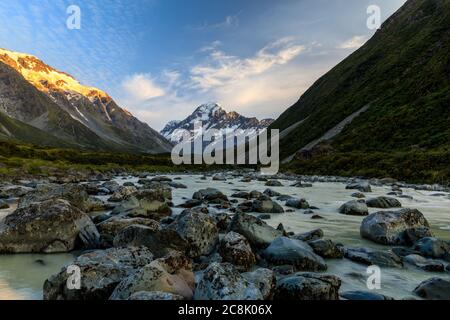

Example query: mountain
[270,0,450,180]
[0,48,172,153]
[161,103,274,143]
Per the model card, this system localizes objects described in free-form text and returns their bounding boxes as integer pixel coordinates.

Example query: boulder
[413,278,450,300]
[351,192,365,199]
[307,239,344,259]
[346,181,372,193]
[212,174,227,181]
[229,213,283,249]
[0,199,99,253]
[97,216,160,245]
[344,247,403,268]
[242,268,276,300]
[0,185,33,198]
[167,209,219,258]
[265,180,283,187]
[113,225,187,258]
[262,237,327,271]
[231,192,250,199]
[192,188,228,202]
[339,200,368,216]
[252,197,285,214]
[403,254,445,272]
[219,231,256,271]
[263,189,281,197]
[360,209,432,245]
[366,196,402,208]
[412,237,450,261]
[108,186,138,203]
[249,190,263,199]
[44,247,154,300]
[286,198,310,210]
[178,199,202,208]
[110,252,195,300]
[341,291,394,300]
[169,182,187,189]
[0,200,9,209]
[101,181,120,193]
[273,273,341,300]
[293,229,324,242]
[194,263,263,300]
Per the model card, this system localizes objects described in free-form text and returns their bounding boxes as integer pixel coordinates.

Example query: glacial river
[0,174,449,300]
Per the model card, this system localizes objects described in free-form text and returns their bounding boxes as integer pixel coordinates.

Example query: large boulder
[346,181,372,193]
[293,229,323,242]
[194,263,263,300]
[339,200,368,216]
[110,252,195,300]
[44,247,154,300]
[413,278,450,300]
[219,231,256,271]
[111,188,172,220]
[242,268,276,300]
[192,188,228,202]
[252,197,285,214]
[344,247,403,268]
[0,185,33,198]
[229,213,283,249]
[307,239,344,259]
[108,186,138,203]
[366,196,402,208]
[412,237,450,261]
[97,216,160,245]
[0,199,99,253]
[403,254,445,272]
[262,237,327,271]
[113,225,187,258]
[273,273,341,300]
[285,198,310,210]
[167,210,219,258]
[18,183,99,212]
[360,209,432,245]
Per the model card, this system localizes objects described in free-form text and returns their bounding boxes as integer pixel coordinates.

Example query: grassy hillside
[270,0,450,182]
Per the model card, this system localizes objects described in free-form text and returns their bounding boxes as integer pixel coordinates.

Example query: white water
[0,174,449,300]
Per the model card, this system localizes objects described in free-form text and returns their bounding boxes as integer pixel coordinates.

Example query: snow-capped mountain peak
[161,103,274,142]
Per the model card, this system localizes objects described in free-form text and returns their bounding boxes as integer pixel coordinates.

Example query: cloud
[337,35,369,49]
[121,73,165,102]
[190,13,240,31]
[190,37,305,90]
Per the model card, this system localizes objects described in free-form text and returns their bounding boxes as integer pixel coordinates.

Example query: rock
[307,239,344,259]
[0,199,99,253]
[262,237,327,271]
[0,200,9,209]
[249,190,263,199]
[229,213,283,249]
[346,181,372,193]
[113,225,187,258]
[18,183,99,212]
[366,196,402,208]
[311,215,324,220]
[128,291,184,300]
[412,237,450,261]
[193,188,228,202]
[194,263,263,300]
[413,278,450,300]
[169,182,187,189]
[111,252,194,300]
[403,254,445,272]
[344,247,403,268]
[209,211,231,232]
[257,214,271,220]
[0,185,33,198]
[263,189,281,197]
[231,192,250,199]
[265,180,283,187]
[212,174,227,181]
[97,216,160,245]
[303,209,315,215]
[286,198,310,210]
[339,200,368,216]
[360,209,432,245]
[273,273,341,300]
[219,232,256,271]
[178,199,202,209]
[252,197,285,214]
[391,247,422,258]
[111,188,172,220]
[150,176,172,182]
[101,181,120,193]
[108,186,138,203]
[293,229,324,242]
[167,209,219,258]
[351,192,365,199]
[44,247,154,300]
[123,182,135,187]
[399,195,414,200]
[242,268,275,300]
[291,181,313,188]
[341,291,394,300]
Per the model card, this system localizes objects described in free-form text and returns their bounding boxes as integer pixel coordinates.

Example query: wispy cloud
[121,74,165,102]
[189,12,240,31]
[337,35,369,49]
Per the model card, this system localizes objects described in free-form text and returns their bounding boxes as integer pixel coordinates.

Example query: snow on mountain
[161,102,274,143]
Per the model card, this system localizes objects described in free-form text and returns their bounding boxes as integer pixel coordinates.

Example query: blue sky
[0,0,407,130]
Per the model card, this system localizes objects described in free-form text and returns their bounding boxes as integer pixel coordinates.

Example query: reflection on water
[0,174,449,300]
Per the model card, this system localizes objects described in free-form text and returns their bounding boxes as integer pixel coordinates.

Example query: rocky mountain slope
[271,0,450,166]
[161,103,274,143]
[0,48,172,153]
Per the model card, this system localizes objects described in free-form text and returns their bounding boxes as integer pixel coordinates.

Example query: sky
[0,0,407,131]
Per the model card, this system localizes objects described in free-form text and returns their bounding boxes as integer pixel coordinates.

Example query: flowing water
[0,174,449,300]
